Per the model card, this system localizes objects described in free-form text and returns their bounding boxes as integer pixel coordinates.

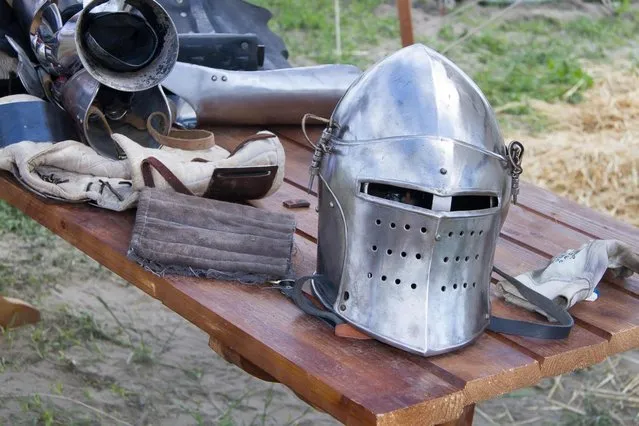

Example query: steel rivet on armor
[180,11,187,17]
[435,234,441,241]
[329,201,334,208]
[315,206,319,212]
[340,304,346,311]
[485,313,490,320]
[440,168,447,175]
[241,42,249,50]
[211,75,218,81]
[222,76,228,81]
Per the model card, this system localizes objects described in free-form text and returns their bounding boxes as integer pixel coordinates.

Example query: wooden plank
[517,180,639,247]
[0,296,41,329]
[0,174,465,426]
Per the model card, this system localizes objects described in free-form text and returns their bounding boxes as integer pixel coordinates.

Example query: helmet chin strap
[277,266,574,345]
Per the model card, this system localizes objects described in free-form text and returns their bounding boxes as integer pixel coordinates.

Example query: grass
[251,0,639,134]
[0,200,52,239]
[248,0,399,67]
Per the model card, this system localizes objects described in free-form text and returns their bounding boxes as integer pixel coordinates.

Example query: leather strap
[145,112,217,151]
[281,267,574,342]
[488,266,574,339]
[140,157,194,196]
[89,107,216,152]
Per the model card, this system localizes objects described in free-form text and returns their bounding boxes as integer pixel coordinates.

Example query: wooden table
[2,125,639,426]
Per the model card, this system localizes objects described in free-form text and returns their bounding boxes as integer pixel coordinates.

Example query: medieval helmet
[309,43,522,356]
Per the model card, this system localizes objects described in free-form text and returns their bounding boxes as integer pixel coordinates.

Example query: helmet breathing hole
[381,275,387,281]
[463,282,468,288]
[465,256,469,262]
[404,224,410,230]
[421,227,427,233]
[460,231,464,236]
[448,232,453,237]
[441,286,446,292]
[411,283,417,290]
[372,245,377,251]
[367,272,372,278]
[475,254,479,260]
[390,222,396,229]
[401,252,407,257]
[375,219,381,225]
[472,282,476,287]
[470,231,475,236]
[455,256,460,262]
[443,257,449,263]
[343,291,350,301]
[395,279,401,284]
[416,253,422,260]
[387,249,393,255]
[479,230,484,235]
[453,283,458,290]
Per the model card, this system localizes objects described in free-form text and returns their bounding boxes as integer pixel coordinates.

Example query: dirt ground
[1,1,638,426]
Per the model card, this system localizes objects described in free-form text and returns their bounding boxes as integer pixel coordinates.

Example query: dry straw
[508,63,639,227]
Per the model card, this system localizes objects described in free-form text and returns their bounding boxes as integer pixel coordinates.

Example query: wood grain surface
[1,124,638,425]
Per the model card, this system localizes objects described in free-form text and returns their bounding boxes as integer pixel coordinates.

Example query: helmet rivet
[211,75,217,81]
[222,75,228,82]
[435,234,441,241]
[315,206,319,212]
[329,201,335,208]
[340,304,346,311]
[440,168,447,175]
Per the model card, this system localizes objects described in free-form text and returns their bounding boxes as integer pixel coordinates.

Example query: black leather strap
[489,266,574,339]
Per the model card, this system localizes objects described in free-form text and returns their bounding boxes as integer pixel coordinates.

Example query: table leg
[0,296,41,330]
[438,404,475,426]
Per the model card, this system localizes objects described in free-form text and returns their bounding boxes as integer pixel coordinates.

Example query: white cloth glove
[495,240,639,321]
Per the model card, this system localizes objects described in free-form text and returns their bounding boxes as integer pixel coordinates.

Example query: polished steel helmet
[308,43,523,356]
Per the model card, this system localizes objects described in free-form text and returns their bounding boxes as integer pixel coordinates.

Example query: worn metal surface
[312,44,514,356]
[161,61,361,126]
[75,0,178,92]
[59,69,170,159]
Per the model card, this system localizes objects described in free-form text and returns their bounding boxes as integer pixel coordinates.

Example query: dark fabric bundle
[128,188,297,283]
